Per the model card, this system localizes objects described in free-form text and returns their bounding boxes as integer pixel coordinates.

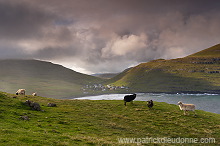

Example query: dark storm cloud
[0,0,57,40]
[1,0,220,73]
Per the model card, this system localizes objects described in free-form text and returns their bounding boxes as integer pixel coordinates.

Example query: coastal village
[81,84,129,94]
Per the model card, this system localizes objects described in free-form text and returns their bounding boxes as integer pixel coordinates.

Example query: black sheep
[124,94,136,106]
[147,100,154,109]
[24,100,41,111]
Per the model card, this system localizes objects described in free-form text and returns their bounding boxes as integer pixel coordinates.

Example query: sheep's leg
[193,110,196,116]
[184,110,186,115]
[124,101,126,106]
[131,101,133,105]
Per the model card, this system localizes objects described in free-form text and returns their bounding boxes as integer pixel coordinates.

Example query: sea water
[74,93,220,114]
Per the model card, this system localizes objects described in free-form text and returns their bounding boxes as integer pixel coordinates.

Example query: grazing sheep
[47,103,57,107]
[32,92,37,96]
[20,116,29,120]
[124,94,136,106]
[24,100,41,111]
[147,100,154,109]
[31,102,41,111]
[16,89,26,95]
[24,100,33,107]
[177,101,196,115]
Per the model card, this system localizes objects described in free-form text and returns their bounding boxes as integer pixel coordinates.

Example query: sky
[1,0,220,74]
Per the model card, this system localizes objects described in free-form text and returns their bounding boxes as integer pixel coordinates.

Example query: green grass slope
[0,59,103,98]
[0,92,219,145]
[189,44,220,57]
[107,44,220,93]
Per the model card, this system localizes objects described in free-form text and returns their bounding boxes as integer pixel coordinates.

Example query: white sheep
[177,101,196,115]
[16,89,26,95]
[32,92,37,96]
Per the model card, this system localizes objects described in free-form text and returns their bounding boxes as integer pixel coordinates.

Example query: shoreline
[72,93,220,114]
[66,90,220,99]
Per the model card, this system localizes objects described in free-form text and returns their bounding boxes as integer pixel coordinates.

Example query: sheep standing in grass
[16,89,26,95]
[147,100,154,109]
[25,100,41,111]
[124,94,136,106]
[32,92,37,96]
[47,103,57,107]
[177,101,196,115]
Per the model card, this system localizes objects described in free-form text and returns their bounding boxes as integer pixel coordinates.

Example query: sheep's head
[177,101,182,105]
[25,100,33,106]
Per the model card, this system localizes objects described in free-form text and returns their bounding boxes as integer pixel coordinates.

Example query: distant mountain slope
[91,73,119,79]
[92,67,133,79]
[107,44,220,93]
[0,59,103,98]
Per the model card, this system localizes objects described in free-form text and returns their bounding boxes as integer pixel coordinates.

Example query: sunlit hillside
[107,44,220,94]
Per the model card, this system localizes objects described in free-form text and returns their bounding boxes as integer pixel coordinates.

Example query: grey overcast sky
[0,0,220,74]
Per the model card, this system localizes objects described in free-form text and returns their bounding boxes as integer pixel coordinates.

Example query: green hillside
[107,44,220,93]
[0,59,103,98]
[189,44,220,57]
[0,92,219,145]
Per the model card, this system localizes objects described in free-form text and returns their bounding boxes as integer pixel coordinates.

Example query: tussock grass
[0,92,219,145]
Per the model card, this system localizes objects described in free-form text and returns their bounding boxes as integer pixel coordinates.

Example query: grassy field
[0,92,219,145]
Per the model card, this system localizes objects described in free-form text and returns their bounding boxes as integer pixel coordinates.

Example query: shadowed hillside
[0,59,103,98]
[107,44,220,94]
